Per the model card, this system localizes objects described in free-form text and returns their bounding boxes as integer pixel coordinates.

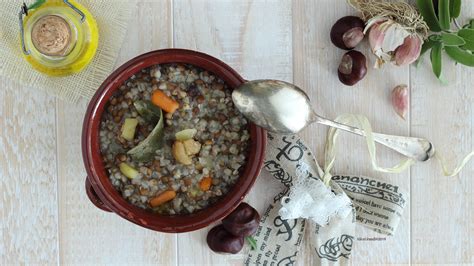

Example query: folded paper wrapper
[0,0,134,102]
[244,133,408,266]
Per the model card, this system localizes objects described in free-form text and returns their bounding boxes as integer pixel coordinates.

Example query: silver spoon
[232,80,434,162]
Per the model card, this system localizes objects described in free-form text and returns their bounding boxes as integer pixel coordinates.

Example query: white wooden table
[1,0,473,264]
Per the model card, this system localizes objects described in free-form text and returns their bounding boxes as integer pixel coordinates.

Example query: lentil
[100,64,250,215]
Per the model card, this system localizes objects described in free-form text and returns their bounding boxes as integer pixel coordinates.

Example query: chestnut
[222,202,260,237]
[338,50,367,86]
[207,225,244,254]
[330,16,365,50]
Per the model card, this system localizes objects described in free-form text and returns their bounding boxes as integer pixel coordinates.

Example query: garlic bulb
[391,84,409,120]
[366,17,423,68]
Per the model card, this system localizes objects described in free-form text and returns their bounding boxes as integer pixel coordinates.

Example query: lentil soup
[99,63,250,215]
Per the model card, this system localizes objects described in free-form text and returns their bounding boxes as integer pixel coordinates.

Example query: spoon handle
[314,116,434,161]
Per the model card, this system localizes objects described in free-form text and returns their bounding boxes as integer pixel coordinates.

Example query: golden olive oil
[21,0,98,76]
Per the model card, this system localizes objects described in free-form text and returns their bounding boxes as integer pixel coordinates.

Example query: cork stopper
[31,15,72,56]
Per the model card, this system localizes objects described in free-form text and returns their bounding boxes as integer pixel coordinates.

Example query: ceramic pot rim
[82,49,267,233]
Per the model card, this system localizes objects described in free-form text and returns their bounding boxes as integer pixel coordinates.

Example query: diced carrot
[151,89,179,113]
[149,190,176,207]
[199,176,212,191]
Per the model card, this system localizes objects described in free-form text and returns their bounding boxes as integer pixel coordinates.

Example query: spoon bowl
[232,80,434,162]
[232,80,314,134]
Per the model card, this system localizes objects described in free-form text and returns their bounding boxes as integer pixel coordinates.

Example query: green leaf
[429,34,443,42]
[438,0,451,30]
[421,38,438,56]
[445,46,474,66]
[464,19,474,29]
[430,43,443,78]
[416,0,442,32]
[441,32,466,46]
[134,100,162,124]
[461,40,474,51]
[458,29,474,50]
[449,0,461,19]
[416,38,438,66]
[245,236,257,251]
[128,106,164,162]
[458,28,474,41]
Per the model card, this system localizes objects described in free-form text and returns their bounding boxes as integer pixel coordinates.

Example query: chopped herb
[245,236,257,251]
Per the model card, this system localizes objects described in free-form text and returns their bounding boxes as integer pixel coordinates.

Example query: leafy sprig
[245,236,257,251]
[416,0,474,79]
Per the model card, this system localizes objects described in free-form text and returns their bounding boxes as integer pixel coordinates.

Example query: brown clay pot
[82,49,267,233]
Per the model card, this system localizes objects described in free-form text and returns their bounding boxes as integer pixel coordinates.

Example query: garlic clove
[368,22,389,68]
[363,16,387,34]
[366,17,417,68]
[380,22,409,54]
[391,85,409,120]
[394,35,422,66]
[368,22,385,53]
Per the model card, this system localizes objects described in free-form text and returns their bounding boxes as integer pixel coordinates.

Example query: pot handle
[85,178,112,212]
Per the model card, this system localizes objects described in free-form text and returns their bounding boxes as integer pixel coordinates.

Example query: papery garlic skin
[365,17,423,68]
[368,21,385,54]
[391,85,409,120]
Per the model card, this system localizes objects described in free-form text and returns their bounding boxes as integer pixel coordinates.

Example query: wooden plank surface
[292,1,412,265]
[55,1,177,264]
[410,3,474,263]
[0,0,473,264]
[0,78,59,265]
[173,0,293,264]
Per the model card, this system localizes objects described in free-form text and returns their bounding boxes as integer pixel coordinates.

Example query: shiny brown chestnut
[207,225,244,254]
[222,202,260,237]
[330,16,365,50]
[338,50,367,86]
